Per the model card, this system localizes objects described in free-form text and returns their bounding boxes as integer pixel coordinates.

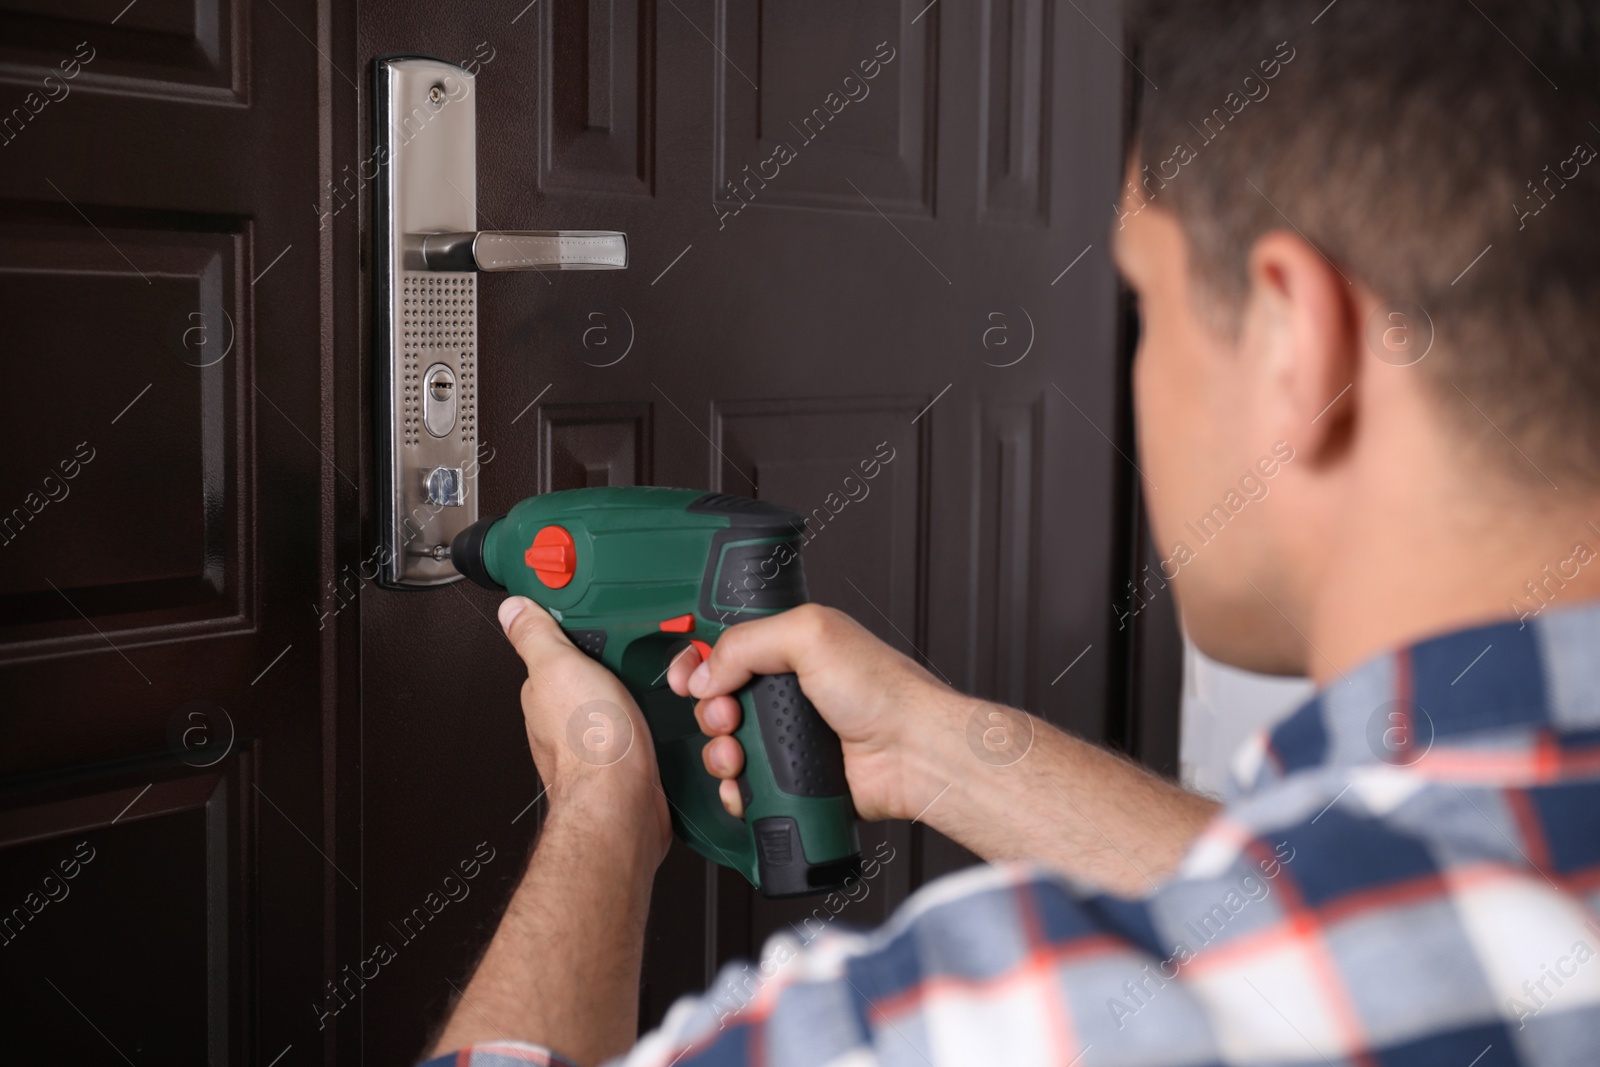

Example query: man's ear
[1244,230,1361,466]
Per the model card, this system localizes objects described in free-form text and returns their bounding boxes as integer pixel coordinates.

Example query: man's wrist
[896,690,1066,843]
[529,705,665,824]
[890,683,979,822]
[541,766,671,872]
[431,763,663,1064]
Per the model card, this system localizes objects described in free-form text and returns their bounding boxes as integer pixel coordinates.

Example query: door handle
[374,56,630,587]
[417,231,628,272]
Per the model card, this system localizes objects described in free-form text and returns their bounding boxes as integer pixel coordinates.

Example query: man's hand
[667,603,958,823]
[427,597,671,1064]
[500,595,672,863]
[668,603,1219,896]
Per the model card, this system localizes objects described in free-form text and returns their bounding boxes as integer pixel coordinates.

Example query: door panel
[711,398,924,960]
[717,1,936,212]
[542,0,654,197]
[0,767,243,1063]
[1,0,242,100]
[0,222,250,668]
[712,396,925,656]
[539,402,655,490]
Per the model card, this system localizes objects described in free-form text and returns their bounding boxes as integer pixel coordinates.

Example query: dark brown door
[1,0,1174,1063]
[0,0,363,1063]
[358,1,1170,1063]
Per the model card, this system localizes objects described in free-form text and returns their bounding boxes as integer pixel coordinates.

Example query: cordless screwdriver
[451,487,860,898]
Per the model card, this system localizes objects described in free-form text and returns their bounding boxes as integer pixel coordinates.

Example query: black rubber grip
[749,673,848,798]
[752,816,861,898]
[567,628,607,661]
[713,540,807,612]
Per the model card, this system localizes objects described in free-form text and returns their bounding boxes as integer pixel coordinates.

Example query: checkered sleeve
[420,862,1160,1067]
[423,803,1600,1067]
[628,782,1600,1066]
[603,861,1223,1067]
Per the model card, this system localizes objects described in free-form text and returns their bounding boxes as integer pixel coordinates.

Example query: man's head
[1115,0,1600,676]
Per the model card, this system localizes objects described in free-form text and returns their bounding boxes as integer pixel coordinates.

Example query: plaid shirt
[424,602,1600,1066]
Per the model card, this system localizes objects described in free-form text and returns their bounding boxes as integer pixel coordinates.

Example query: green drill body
[455,486,860,898]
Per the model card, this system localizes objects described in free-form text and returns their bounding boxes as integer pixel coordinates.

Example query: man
[424,1,1600,1063]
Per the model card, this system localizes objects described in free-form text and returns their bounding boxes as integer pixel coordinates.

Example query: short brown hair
[1131,0,1600,483]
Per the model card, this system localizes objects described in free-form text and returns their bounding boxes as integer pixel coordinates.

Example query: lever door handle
[418,230,628,272]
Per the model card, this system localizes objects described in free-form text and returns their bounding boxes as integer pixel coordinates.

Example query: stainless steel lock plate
[374,57,482,586]
[373,57,628,587]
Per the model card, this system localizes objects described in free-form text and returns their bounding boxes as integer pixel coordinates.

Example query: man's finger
[665,643,703,696]
[718,778,745,819]
[686,604,829,699]
[692,694,742,737]
[701,735,745,779]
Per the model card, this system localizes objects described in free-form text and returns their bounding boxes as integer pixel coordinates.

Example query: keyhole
[422,363,457,438]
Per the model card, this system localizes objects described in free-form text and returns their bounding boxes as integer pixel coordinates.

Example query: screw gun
[450,486,861,898]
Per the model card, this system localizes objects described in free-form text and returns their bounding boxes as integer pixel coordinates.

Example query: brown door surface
[2,0,1175,1063]
[0,0,363,1063]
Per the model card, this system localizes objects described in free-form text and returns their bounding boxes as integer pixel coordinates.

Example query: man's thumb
[498,596,530,634]
[498,596,563,666]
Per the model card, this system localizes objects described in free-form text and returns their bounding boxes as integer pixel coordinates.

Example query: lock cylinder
[422,363,456,437]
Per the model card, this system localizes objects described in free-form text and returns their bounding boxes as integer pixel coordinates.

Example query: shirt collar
[1234,598,1600,795]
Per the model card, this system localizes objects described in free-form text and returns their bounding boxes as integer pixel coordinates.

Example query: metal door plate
[374,57,481,586]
